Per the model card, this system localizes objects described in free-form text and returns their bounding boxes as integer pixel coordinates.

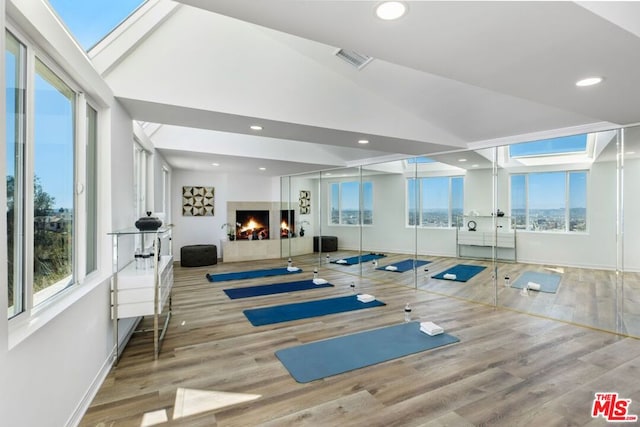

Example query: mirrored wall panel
[279,125,640,339]
[495,129,620,333]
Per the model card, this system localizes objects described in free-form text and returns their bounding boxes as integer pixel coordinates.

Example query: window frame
[406,175,464,228]
[509,170,588,233]
[328,180,374,226]
[5,23,100,321]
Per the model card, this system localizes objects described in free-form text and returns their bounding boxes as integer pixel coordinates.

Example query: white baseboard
[65,346,116,427]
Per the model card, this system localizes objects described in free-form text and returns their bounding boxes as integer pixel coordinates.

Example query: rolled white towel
[312,278,328,285]
[420,321,444,336]
[443,273,457,280]
[385,265,398,271]
[287,266,300,272]
[357,294,375,303]
[527,282,541,291]
[336,259,347,264]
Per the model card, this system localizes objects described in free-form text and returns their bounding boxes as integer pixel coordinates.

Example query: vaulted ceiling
[90,0,640,175]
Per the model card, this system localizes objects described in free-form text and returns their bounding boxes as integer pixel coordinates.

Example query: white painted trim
[467,121,619,150]
[89,0,181,76]
[65,346,115,427]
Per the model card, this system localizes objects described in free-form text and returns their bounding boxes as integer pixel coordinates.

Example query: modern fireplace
[280,209,295,238]
[236,210,270,240]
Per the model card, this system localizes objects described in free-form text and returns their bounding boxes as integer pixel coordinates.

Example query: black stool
[313,236,338,252]
[181,244,217,267]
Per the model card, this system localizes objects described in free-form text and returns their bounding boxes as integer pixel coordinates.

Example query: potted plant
[299,220,310,237]
[221,222,239,240]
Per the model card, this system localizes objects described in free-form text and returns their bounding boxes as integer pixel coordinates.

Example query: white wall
[171,170,278,261]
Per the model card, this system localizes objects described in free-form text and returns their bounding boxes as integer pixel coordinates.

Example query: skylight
[47,0,146,51]
[406,157,436,164]
[509,134,588,158]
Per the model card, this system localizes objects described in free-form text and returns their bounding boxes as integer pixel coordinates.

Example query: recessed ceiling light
[358,139,370,144]
[250,125,263,131]
[576,77,603,87]
[627,151,636,155]
[259,167,266,171]
[325,173,332,176]
[458,158,467,162]
[471,164,479,168]
[211,163,220,166]
[376,1,407,20]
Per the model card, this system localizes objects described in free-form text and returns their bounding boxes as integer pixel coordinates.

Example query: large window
[6,31,26,317]
[33,59,75,304]
[407,176,463,227]
[510,171,587,232]
[5,28,100,319]
[329,181,373,225]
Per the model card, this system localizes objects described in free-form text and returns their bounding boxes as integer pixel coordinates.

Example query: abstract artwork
[182,186,214,216]
[299,190,310,215]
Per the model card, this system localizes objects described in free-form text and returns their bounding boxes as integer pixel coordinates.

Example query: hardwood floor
[82,255,640,426]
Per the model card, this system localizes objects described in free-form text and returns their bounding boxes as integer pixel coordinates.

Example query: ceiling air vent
[334,48,373,70]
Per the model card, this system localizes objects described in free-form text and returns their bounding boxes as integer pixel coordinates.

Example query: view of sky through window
[48,0,145,50]
[509,134,588,158]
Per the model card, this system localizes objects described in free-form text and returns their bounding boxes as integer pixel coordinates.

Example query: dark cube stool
[313,236,338,252]
[181,244,217,267]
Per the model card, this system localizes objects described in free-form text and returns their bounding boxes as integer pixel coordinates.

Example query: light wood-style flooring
[82,254,640,426]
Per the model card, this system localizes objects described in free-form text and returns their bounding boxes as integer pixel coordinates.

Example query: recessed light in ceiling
[211,163,219,166]
[358,139,370,144]
[471,164,479,168]
[376,1,407,20]
[575,76,603,87]
[325,173,332,176]
[250,125,263,131]
[259,167,266,171]
[458,158,467,162]
[627,151,636,155]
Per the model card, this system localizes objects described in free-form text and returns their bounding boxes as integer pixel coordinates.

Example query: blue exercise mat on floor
[377,259,431,273]
[275,321,459,383]
[432,264,486,282]
[243,295,385,326]
[206,267,302,282]
[330,253,386,265]
[511,271,562,293]
[223,279,334,299]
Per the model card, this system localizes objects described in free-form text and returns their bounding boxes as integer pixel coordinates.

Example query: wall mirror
[494,129,621,334]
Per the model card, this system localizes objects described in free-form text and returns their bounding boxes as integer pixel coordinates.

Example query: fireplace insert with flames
[236,210,269,240]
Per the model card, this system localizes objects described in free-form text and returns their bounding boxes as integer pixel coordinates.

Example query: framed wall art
[182,186,215,216]
[299,190,310,215]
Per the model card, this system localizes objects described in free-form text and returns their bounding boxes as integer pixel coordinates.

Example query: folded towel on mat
[357,294,376,303]
[443,273,457,280]
[313,278,328,285]
[420,321,444,336]
[385,265,398,271]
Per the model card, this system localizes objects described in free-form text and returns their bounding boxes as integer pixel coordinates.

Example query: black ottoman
[181,244,217,267]
[313,236,338,252]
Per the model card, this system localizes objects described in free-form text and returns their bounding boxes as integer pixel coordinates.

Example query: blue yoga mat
[276,321,459,383]
[377,259,431,273]
[223,279,334,299]
[432,264,486,282]
[243,295,385,326]
[206,267,302,282]
[511,271,562,293]
[330,253,386,265]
